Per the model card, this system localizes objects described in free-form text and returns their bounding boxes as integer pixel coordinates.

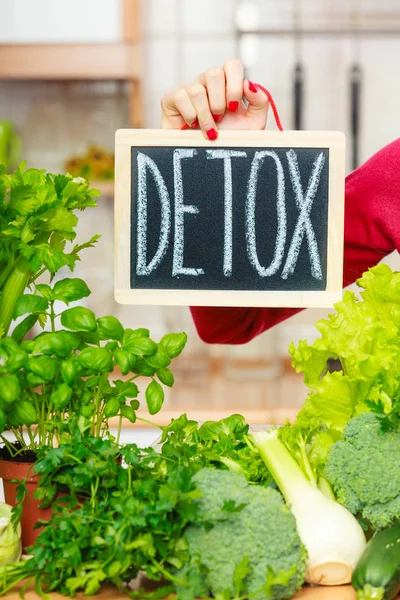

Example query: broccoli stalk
[251,429,366,586]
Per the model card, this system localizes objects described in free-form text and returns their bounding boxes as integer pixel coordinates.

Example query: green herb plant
[0,163,100,338]
[0,163,187,457]
[0,438,199,598]
[152,413,272,485]
[0,277,187,457]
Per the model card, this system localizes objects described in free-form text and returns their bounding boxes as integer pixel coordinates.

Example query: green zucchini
[352,523,400,600]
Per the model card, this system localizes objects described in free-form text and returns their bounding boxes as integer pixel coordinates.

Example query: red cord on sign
[254,83,284,132]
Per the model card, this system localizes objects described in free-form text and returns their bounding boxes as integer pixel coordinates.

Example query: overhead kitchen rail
[234,27,400,36]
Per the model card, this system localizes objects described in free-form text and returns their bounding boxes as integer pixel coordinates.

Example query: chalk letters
[246,151,287,277]
[132,145,328,290]
[136,152,171,276]
[282,150,325,280]
[172,148,204,277]
[206,149,247,277]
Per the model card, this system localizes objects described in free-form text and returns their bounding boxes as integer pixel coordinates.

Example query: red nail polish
[191,119,198,128]
[181,124,190,130]
[248,81,258,93]
[207,128,218,141]
[213,114,223,123]
[228,101,239,112]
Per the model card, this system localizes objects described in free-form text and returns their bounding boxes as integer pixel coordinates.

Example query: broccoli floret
[176,468,306,600]
[325,412,400,529]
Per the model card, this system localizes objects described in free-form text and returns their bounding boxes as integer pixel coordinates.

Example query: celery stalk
[0,258,32,337]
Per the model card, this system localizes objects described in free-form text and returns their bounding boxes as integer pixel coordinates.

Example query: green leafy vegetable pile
[3,161,400,600]
[0,427,300,600]
[1,438,198,597]
[281,263,400,485]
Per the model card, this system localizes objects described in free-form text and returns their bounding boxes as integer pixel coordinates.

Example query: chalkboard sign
[115,130,345,307]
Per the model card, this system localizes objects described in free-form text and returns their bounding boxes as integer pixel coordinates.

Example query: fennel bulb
[251,429,366,585]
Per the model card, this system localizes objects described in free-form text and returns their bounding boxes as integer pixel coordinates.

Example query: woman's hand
[161,58,269,140]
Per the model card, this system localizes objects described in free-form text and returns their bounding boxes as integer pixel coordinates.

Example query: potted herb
[0,164,187,547]
[0,162,99,338]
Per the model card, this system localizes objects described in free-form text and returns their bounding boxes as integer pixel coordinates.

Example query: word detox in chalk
[130,146,329,292]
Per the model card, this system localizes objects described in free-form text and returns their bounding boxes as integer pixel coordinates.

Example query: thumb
[243,80,269,129]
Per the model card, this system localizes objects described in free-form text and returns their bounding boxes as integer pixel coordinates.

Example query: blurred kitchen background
[0,0,399,446]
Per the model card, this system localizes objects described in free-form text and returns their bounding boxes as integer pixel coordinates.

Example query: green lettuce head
[0,503,21,565]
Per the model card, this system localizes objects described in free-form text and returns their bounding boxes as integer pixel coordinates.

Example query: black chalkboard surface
[115,130,345,308]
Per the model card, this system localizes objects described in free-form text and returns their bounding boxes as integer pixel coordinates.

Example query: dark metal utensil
[293,2,304,130]
[293,62,304,130]
[350,63,362,171]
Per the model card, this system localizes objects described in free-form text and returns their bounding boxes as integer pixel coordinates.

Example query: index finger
[161,90,187,129]
[223,58,244,113]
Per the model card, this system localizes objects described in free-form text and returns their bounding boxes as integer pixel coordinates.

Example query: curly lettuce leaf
[285,263,400,480]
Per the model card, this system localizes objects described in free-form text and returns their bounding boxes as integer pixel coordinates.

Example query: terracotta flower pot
[0,459,52,550]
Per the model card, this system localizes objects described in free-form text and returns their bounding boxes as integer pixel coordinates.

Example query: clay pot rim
[0,458,39,482]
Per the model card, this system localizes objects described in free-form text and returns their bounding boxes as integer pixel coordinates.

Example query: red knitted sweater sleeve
[190,138,400,344]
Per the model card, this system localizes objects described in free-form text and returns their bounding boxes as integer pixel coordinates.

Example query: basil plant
[0,277,187,457]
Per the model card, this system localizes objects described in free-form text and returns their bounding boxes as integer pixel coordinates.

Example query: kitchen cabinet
[0,0,141,126]
[0,0,127,44]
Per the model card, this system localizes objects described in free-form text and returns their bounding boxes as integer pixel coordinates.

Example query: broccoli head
[325,411,400,529]
[176,468,306,600]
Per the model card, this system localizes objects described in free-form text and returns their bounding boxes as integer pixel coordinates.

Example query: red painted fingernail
[248,81,258,93]
[206,128,218,141]
[191,119,198,128]
[213,114,223,123]
[181,124,190,130]
[228,101,239,112]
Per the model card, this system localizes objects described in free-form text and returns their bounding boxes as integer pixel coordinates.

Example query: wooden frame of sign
[115,129,345,308]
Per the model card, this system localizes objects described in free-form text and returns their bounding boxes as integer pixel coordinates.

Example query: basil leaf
[61,307,97,332]
[122,329,157,355]
[159,332,187,358]
[104,397,120,418]
[145,380,164,415]
[157,367,174,387]
[114,348,130,375]
[120,382,138,398]
[145,346,171,369]
[28,355,58,381]
[51,383,73,410]
[97,316,123,341]
[11,314,38,342]
[32,332,72,359]
[14,294,48,318]
[0,375,20,404]
[53,278,91,303]
[121,405,136,423]
[78,347,113,373]
[5,350,27,373]
[60,360,77,385]
[35,284,53,301]
[9,401,37,427]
